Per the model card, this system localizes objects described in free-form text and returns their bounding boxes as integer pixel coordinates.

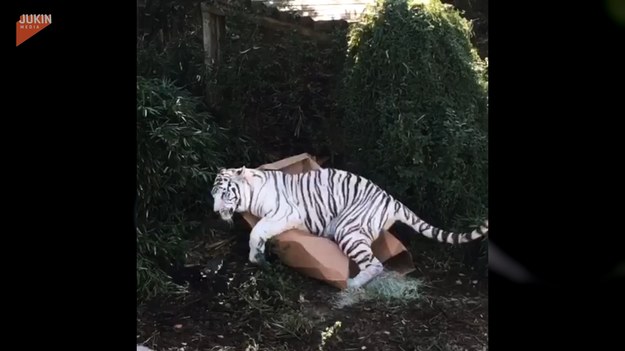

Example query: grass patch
[332,270,423,309]
[269,310,316,340]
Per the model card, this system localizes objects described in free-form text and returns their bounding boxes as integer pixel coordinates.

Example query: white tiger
[211,166,488,289]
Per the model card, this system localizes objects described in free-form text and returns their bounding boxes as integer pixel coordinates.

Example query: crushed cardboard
[241,153,415,289]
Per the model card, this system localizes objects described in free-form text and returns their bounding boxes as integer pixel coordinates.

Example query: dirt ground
[137,221,488,351]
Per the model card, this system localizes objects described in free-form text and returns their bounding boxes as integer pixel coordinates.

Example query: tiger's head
[211,166,253,222]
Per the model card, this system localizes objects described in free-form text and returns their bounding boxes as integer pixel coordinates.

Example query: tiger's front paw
[249,249,267,266]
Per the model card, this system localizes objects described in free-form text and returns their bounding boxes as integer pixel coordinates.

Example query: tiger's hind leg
[335,228,384,289]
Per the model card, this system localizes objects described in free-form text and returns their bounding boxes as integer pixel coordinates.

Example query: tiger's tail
[393,201,488,244]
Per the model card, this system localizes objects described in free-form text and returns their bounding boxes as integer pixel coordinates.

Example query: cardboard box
[241,153,416,289]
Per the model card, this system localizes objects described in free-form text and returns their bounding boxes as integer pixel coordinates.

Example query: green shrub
[137,36,207,97]
[208,13,348,161]
[136,76,227,302]
[137,13,207,97]
[137,6,265,167]
[341,0,488,230]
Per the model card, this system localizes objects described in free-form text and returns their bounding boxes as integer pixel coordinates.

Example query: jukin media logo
[17,14,52,47]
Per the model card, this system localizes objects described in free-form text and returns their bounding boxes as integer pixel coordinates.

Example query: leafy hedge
[341,0,488,231]
[137,1,207,97]
[136,76,227,301]
[207,13,348,161]
[136,3,265,302]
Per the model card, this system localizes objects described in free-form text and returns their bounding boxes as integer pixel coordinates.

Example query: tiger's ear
[235,166,254,185]
[218,168,226,174]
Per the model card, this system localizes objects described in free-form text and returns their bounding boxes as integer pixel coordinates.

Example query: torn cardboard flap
[257,153,318,173]
[241,153,416,289]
